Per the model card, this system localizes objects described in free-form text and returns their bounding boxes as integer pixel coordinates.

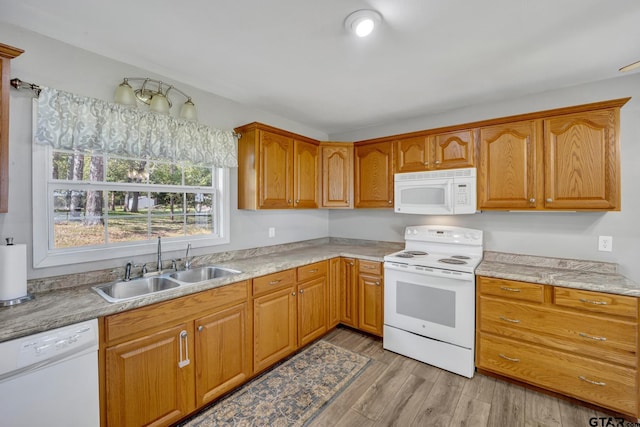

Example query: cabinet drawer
[297,261,328,282]
[478,334,637,416]
[104,281,249,345]
[358,260,382,275]
[478,276,544,303]
[554,287,638,318]
[253,269,296,296]
[479,296,637,367]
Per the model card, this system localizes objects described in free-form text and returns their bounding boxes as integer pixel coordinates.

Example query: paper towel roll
[0,243,28,300]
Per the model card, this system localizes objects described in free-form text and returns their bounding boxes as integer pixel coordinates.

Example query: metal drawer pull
[363,265,377,269]
[499,315,521,324]
[579,298,608,305]
[498,353,520,362]
[579,376,606,386]
[578,332,607,341]
[269,280,281,285]
[308,269,318,273]
[499,286,521,293]
[178,330,190,368]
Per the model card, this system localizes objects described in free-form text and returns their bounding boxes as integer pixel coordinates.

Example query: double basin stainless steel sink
[93,266,241,303]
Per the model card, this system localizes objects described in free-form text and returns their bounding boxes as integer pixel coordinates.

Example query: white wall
[0,23,330,279]
[328,73,640,282]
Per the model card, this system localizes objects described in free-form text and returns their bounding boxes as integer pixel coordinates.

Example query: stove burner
[438,258,467,265]
[395,253,414,258]
[404,250,428,256]
[451,255,471,260]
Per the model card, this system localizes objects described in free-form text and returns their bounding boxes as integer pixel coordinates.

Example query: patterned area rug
[180,340,370,427]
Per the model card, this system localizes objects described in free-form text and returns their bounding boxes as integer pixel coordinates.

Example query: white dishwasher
[0,318,100,427]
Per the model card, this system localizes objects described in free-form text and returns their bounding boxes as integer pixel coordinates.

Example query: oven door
[384,262,475,349]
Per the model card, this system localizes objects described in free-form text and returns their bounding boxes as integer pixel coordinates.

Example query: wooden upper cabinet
[354,140,394,208]
[395,130,474,173]
[260,130,293,208]
[544,109,619,210]
[478,120,541,209]
[293,139,319,208]
[0,43,24,213]
[478,99,627,211]
[396,135,429,172]
[235,122,319,210]
[431,129,475,169]
[321,142,353,208]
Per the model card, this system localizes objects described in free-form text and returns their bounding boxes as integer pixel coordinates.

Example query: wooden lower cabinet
[476,275,639,417]
[102,281,251,426]
[357,260,384,336]
[327,257,341,328]
[340,257,358,328]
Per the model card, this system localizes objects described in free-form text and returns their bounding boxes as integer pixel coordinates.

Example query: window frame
[32,143,230,269]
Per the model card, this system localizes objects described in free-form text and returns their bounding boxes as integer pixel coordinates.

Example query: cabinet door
[431,129,475,169]
[544,109,619,210]
[321,144,353,208]
[340,258,358,327]
[259,130,293,208]
[253,285,297,373]
[293,139,319,208]
[298,276,327,347]
[358,273,384,336]
[195,302,251,407]
[354,141,394,208]
[395,135,429,172]
[105,323,194,427]
[478,120,541,209]
[327,257,341,328]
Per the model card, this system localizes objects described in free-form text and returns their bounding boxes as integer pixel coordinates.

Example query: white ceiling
[2,0,640,135]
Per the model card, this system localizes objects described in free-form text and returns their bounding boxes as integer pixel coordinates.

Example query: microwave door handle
[446,181,455,214]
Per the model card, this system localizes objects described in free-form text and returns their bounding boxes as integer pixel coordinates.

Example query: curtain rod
[10,78,42,96]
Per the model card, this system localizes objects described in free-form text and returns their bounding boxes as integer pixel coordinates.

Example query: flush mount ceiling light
[619,60,640,73]
[114,77,197,120]
[345,9,383,37]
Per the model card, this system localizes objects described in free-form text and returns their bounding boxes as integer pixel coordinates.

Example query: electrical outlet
[598,235,613,252]
[268,227,275,238]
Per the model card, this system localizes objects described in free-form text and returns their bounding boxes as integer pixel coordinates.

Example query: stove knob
[412,229,418,235]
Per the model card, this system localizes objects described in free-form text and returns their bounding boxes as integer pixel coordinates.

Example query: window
[33,145,230,268]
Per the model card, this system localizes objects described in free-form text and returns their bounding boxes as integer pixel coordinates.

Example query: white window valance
[34,87,238,168]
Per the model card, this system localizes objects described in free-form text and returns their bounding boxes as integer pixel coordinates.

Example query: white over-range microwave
[394,167,477,215]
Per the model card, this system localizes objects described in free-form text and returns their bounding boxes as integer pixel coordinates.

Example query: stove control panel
[404,225,482,245]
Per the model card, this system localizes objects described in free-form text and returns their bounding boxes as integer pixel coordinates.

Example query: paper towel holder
[0,237,34,307]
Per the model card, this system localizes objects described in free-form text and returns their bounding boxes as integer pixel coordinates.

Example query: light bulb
[180,99,197,121]
[149,93,170,114]
[355,18,375,37]
[114,79,137,106]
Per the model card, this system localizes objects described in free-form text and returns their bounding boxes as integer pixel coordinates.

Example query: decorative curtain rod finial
[10,78,42,96]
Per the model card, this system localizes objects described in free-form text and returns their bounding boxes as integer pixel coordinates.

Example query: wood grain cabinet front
[478,99,627,211]
[320,142,353,208]
[235,122,319,210]
[396,129,475,173]
[354,140,394,208]
[476,275,640,417]
[102,281,251,427]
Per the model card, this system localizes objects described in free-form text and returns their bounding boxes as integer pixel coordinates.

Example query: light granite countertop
[0,239,403,343]
[477,251,640,297]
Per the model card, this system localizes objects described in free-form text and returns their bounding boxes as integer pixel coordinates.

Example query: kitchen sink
[169,266,241,283]
[93,276,180,303]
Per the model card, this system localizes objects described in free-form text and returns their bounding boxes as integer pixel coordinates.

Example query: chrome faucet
[124,262,132,281]
[156,236,162,272]
[185,243,192,270]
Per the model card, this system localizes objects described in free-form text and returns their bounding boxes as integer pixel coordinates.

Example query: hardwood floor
[310,326,614,427]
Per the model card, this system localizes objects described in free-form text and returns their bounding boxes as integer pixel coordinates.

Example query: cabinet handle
[292,292,296,296]
[350,262,354,266]
[388,200,393,204]
[345,199,349,203]
[529,198,536,203]
[579,332,607,341]
[424,162,429,166]
[308,269,318,273]
[295,199,300,204]
[198,325,204,332]
[499,286,521,293]
[269,279,281,285]
[546,198,553,203]
[499,315,521,324]
[579,376,606,386]
[579,298,608,305]
[435,160,441,165]
[363,265,377,269]
[178,330,190,368]
[498,353,520,363]
[288,199,292,204]
[375,281,380,286]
